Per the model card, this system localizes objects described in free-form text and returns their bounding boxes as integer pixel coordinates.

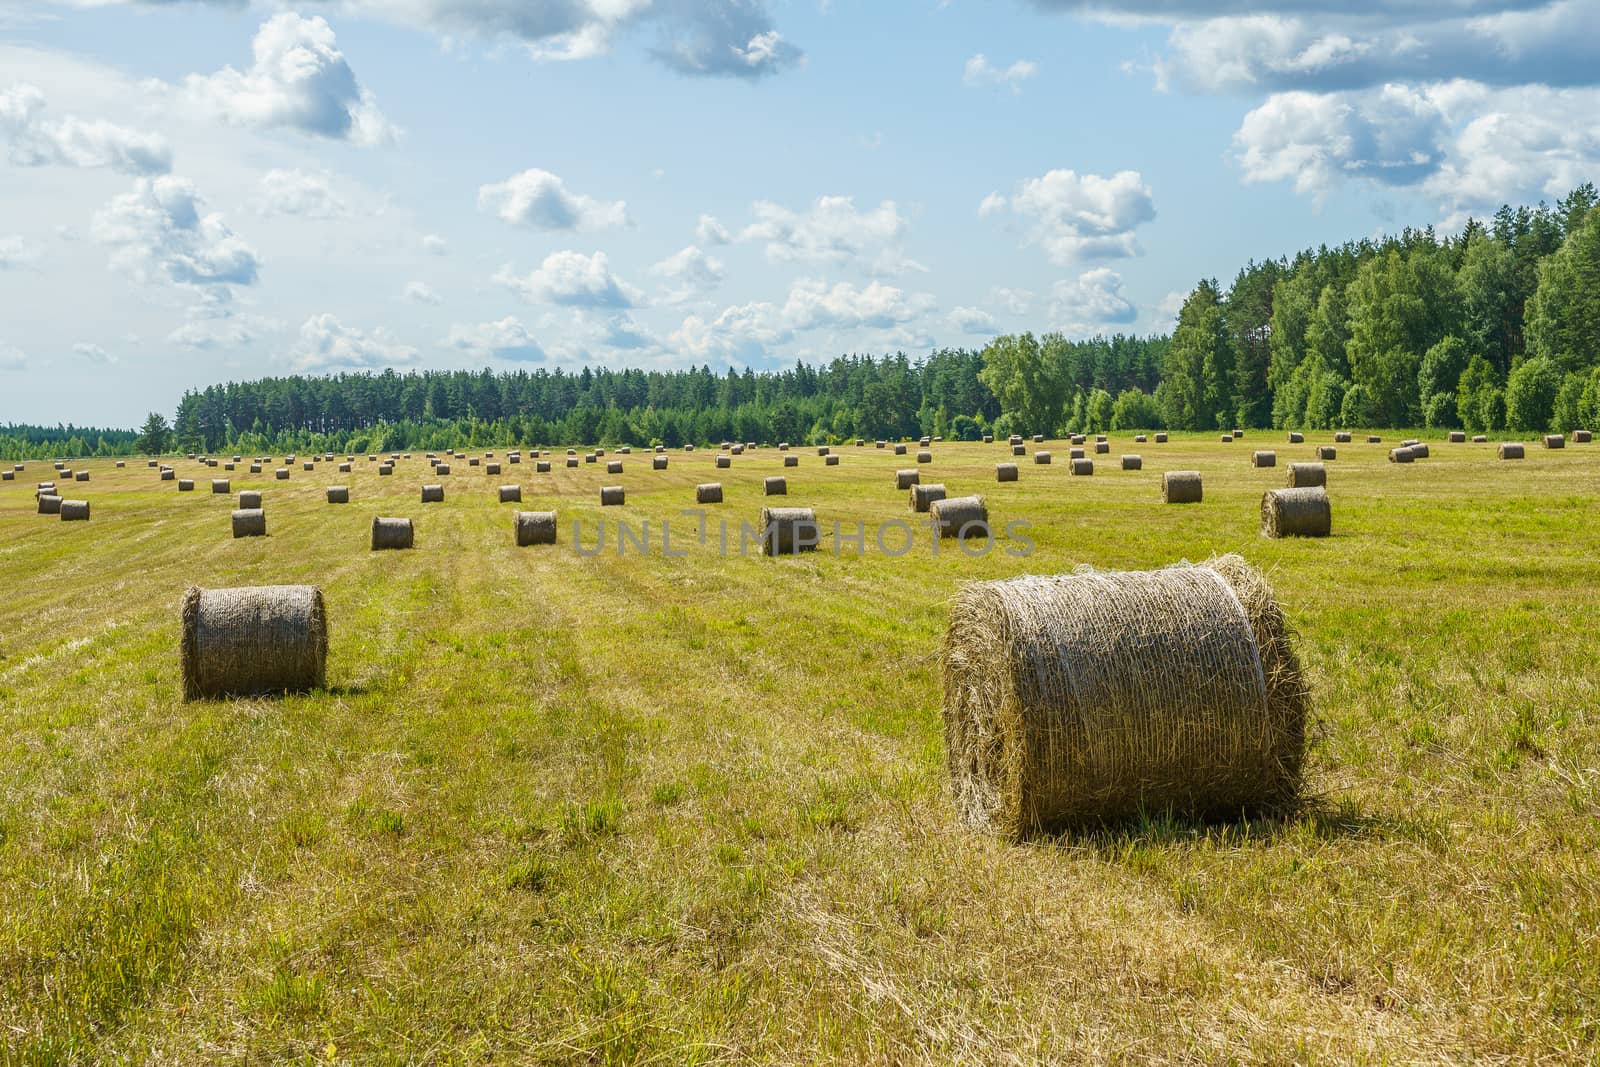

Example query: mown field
[0,433,1596,1065]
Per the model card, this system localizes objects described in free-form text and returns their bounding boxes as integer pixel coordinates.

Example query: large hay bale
[1163,471,1202,504]
[941,555,1306,837]
[696,483,723,503]
[911,483,947,512]
[231,508,265,538]
[1449,431,1467,443]
[422,484,444,502]
[238,490,262,509]
[1071,458,1094,476]
[716,454,731,469]
[653,456,668,470]
[1287,462,1325,488]
[764,476,787,496]
[179,479,195,492]
[326,486,348,504]
[1388,447,1415,463]
[1316,446,1337,460]
[275,468,290,481]
[1251,451,1277,468]
[487,463,501,475]
[1261,487,1331,538]
[997,463,1019,483]
[1574,430,1592,443]
[759,506,818,555]
[600,485,625,506]
[499,485,522,503]
[783,454,799,468]
[514,510,557,546]
[59,499,89,521]
[1034,451,1052,465]
[930,495,988,539]
[607,460,623,474]
[1544,434,1566,449]
[75,471,90,482]
[1410,443,1430,459]
[1121,455,1142,471]
[896,468,920,490]
[1498,442,1525,459]
[917,450,933,463]
[181,585,327,700]
[212,479,230,494]
[38,494,62,514]
[1288,432,1304,443]
[566,457,579,468]
[371,516,413,550]
[537,461,552,473]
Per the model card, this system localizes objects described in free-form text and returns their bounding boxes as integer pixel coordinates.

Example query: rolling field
[1,434,1597,1064]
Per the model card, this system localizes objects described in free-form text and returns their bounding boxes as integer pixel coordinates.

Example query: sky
[1,0,1597,427]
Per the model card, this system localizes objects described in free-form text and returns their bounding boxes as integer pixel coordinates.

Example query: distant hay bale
[1222,435,1234,443]
[1232,429,1245,439]
[212,479,230,494]
[1367,435,1382,444]
[997,463,1019,482]
[1388,447,1415,463]
[1316,446,1337,461]
[922,437,933,447]
[435,464,451,475]
[731,444,745,455]
[941,555,1307,835]
[696,483,723,504]
[487,463,501,475]
[1134,434,1147,443]
[894,444,908,455]
[1472,435,1487,443]
[147,460,157,468]
[653,456,668,470]
[567,448,577,456]
[38,494,62,514]
[1401,438,1420,447]
[249,464,261,474]
[510,453,522,463]
[876,440,887,448]
[224,463,234,472]
[917,450,933,463]
[1094,442,1109,454]
[600,485,625,506]
[422,484,444,502]
[179,479,195,492]
[302,462,313,472]
[983,434,994,444]
[116,461,126,469]
[378,464,394,476]
[1261,487,1331,538]
[1574,430,1592,443]
[759,506,819,555]
[1544,434,1565,449]
[514,510,557,546]
[1096,435,1108,444]
[1335,432,1352,443]
[764,475,788,496]
[536,461,552,473]
[654,446,664,454]
[0,471,11,481]
[1069,448,1085,460]
[161,468,176,481]
[1012,444,1027,456]
[1252,451,1277,468]
[618,447,631,455]
[896,468,920,490]
[499,485,522,503]
[825,455,839,466]
[1071,458,1094,476]
[585,454,597,464]
[60,499,90,521]
[1070,435,1085,446]
[75,471,89,482]
[371,516,413,550]
[1163,471,1202,503]
[929,495,988,540]
[716,454,731,469]
[607,460,623,474]
[1122,455,1142,470]
[181,585,327,700]
[911,483,947,512]
[1410,443,1430,458]
[1035,451,1052,465]
[231,508,265,538]
[783,454,799,467]
[1498,442,1525,459]
[275,468,289,481]
[1449,431,1467,443]
[1288,432,1304,443]
[1032,434,1043,444]
[817,446,830,456]
[326,487,348,504]
[339,463,352,473]
[1287,462,1325,488]
[566,457,579,468]
[469,458,481,467]
[1154,433,1168,443]
[856,439,865,446]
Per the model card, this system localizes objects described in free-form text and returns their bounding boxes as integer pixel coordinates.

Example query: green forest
[4,186,1597,459]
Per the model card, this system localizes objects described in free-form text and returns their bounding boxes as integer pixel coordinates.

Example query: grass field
[1,434,1597,1064]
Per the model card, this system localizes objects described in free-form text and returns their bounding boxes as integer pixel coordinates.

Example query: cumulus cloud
[477,168,628,230]
[964,53,1038,92]
[443,317,545,362]
[421,233,449,255]
[983,169,1156,264]
[494,250,643,308]
[671,277,936,360]
[949,306,999,335]
[696,213,732,244]
[256,168,347,217]
[670,302,792,362]
[0,83,171,174]
[177,14,394,144]
[739,195,918,273]
[402,280,441,304]
[0,235,41,269]
[92,176,260,296]
[0,342,26,371]
[290,313,418,370]
[167,310,280,350]
[650,244,725,303]
[1048,269,1139,334]
[73,342,113,364]
[991,286,1034,314]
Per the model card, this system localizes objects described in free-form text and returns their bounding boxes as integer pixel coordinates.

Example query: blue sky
[2,0,1596,426]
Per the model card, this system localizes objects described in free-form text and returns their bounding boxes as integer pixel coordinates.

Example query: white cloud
[1048,269,1139,334]
[670,301,791,362]
[289,313,418,370]
[71,342,114,364]
[949,306,999,335]
[443,317,545,362]
[782,277,936,331]
[650,244,725,303]
[421,233,449,255]
[402,280,441,304]
[991,286,1034,314]
[0,235,41,269]
[0,342,26,371]
[1156,290,1188,323]
[739,195,916,272]
[477,168,628,230]
[0,83,171,174]
[984,169,1156,264]
[256,168,347,217]
[177,14,394,145]
[696,213,732,245]
[167,310,280,350]
[92,176,261,294]
[494,250,643,308]
[964,53,1038,92]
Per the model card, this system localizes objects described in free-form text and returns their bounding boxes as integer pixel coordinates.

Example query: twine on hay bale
[59,499,89,521]
[231,508,265,538]
[764,475,788,496]
[1071,458,1094,476]
[212,479,230,494]
[911,483,947,512]
[371,516,413,550]
[1388,447,1416,463]
[1035,451,1052,465]
[896,468,920,490]
[514,510,557,546]
[1544,434,1566,449]
[783,454,799,467]
[759,506,819,555]
[499,485,522,503]
[181,585,327,700]
[1316,446,1337,460]
[422,484,444,502]
[997,463,1019,482]
[1163,471,1202,503]
[1261,487,1331,538]
[607,460,623,474]
[38,494,62,514]
[1498,442,1525,459]
[1287,462,1326,488]
[696,483,723,504]
[941,554,1308,837]
[1288,432,1304,443]
[930,495,988,539]
[600,485,625,506]
[1122,455,1142,470]
[326,487,348,504]
[1252,451,1277,468]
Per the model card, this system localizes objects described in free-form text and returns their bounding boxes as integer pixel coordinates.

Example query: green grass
[0,434,1597,1063]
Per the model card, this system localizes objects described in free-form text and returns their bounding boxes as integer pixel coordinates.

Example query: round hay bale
[983,434,994,444]
[764,476,787,496]
[510,453,522,463]
[997,463,1019,482]
[514,510,557,546]
[1121,455,1142,471]
[1094,442,1109,455]
[146,460,157,468]
[1031,434,1043,444]
[1473,435,1488,443]
[1574,430,1592,443]
[1232,429,1245,439]
[684,444,696,452]
[1315,446,1337,461]
[1154,433,1168,443]
[1071,435,1085,446]
[876,440,887,449]
[371,516,413,550]
[856,439,865,447]
[917,450,933,464]
[566,457,579,468]
[607,460,623,474]
[617,446,631,455]
[37,494,62,514]
[536,461,552,473]
[435,464,450,475]
[302,462,314,472]
[59,499,89,521]
[1367,435,1382,444]
[759,506,818,555]
[421,484,444,502]
[654,446,664,454]
[1388,446,1415,463]
[896,468,920,490]
[1071,458,1094,476]
[1222,435,1234,443]
[1544,434,1566,449]
[249,464,262,474]
[1410,443,1430,459]
[817,446,830,456]
[498,484,522,503]
[179,479,195,492]
[911,483,947,513]
[1448,431,1467,443]
[600,485,625,506]
[326,487,348,504]
[783,454,799,468]
[469,457,481,467]
[224,463,235,472]
[181,585,327,700]
[212,479,230,494]
[1069,448,1085,460]
[487,463,501,475]
[0,471,11,481]
[1134,434,1147,443]
[1011,444,1027,457]
[1401,438,1420,447]
[941,555,1307,836]
[1252,451,1277,468]
[567,448,577,456]
[731,444,745,455]
[1008,434,1023,446]
[275,468,289,481]
[1261,487,1331,538]
[653,456,668,470]
[1288,432,1304,444]
[894,444,908,456]
[1334,432,1352,443]
[1096,435,1108,444]
[930,495,988,539]
[922,437,934,447]
[1287,462,1325,488]
[378,464,394,476]
[825,455,839,466]
[715,454,731,469]
[1163,471,1202,504]
[339,462,352,473]
[696,483,723,504]
[116,461,126,469]
[1034,451,1052,465]
[231,508,265,538]
[1498,442,1525,459]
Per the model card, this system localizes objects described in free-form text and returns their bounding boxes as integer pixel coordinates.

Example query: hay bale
[1574,430,1592,443]
[435,464,450,475]
[566,458,579,468]
[764,476,788,496]
[1261,487,1331,538]
[498,485,522,503]
[1401,438,1420,447]
[1410,443,1430,458]
[876,440,887,449]
[922,437,933,447]
[1122,455,1142,471]
[1134,434,1147,443]
[929,495,988,539]
[684,444,696,452]
[653,456,668,470]
[179,479,195,492]
[116,461,126,469]
[422,484,444,502]
[1287,462,1326,488]
[536,461,552,473]
[231,508,265,538]
[1316,446,1337,461]
[607,460,623,474]
[1012,444,1026,457]
[1232,429,1245,439]
[249,464,262,474]
[1252,451,1277,468]
[371,516,413,550]
[0,471,11,481]
[617,447,631,455]
[378,464,394,476]
[731,444,745,455]
[825,455,839,466]
[514,510,557,546]
[941,555,1307,835]
[600,485,625,506]
[180,585,327,700]
[1448,431,1467,443]
[759,506,818,555]
[716,454,731,469]
[1031,434,1043,444]
[1473,435,1488,443]
[212,479,230,494]
[894,444,908,455]
[1035,451,1052,465]
[338,462,352,473]
[982,434,994,444]
[275,468,289,481]
[1155,433,1168,443]
[911,483,947,512]
[856,439,865,447]
[302,462,314,472]
[1388,447,1415,463]
[1367,435,1382,444]
[37,494,62,514]
[1069,448,1085,459]
[147,460,157,468]
[997,463,1019,482]
[1498,442,1525,459]
[326,487,348,504]
[511,453,522,463]
[487,463,501,475]
[224,463,234,471]
[696,483,723,504]
[1334,432,1351,443]
[783,454,799,468]
[1544,434,1566,449]
[1222,435,1234,443]
[1288,432,1304,443]
[917,450,933,464]
[60,499,89,521]
[1163,471,1202,503]
[469,457,481,467]
[1094,442,1109,455]
[1070,435,1085,446]
[896,468,920,490]
[1071,459,1094,476]
[1096,435,1108,444]
[817,446,830,456]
